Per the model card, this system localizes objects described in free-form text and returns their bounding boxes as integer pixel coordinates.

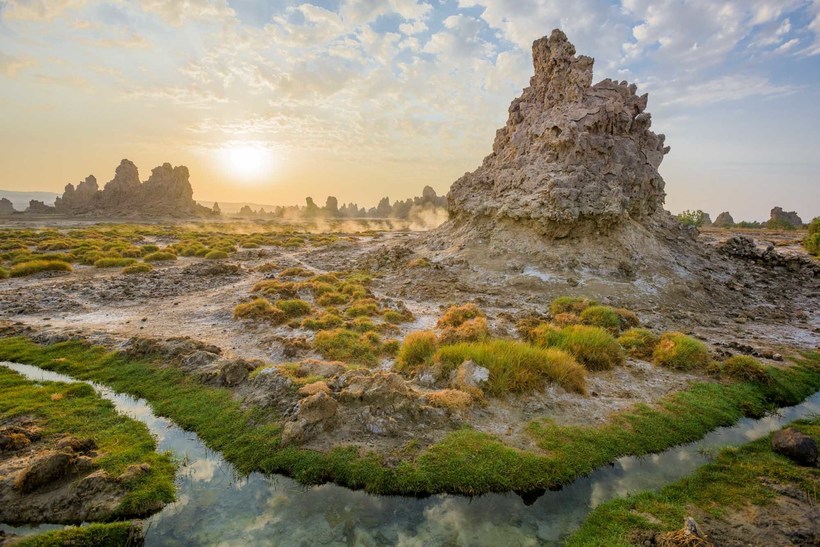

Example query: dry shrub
[426,389,473,410]
[552,312,581,327]
[618,328,659,359]
[439,316,490,345]
[437,303,485,328]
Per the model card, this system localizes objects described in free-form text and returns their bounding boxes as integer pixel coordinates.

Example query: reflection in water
[2,362,818,546]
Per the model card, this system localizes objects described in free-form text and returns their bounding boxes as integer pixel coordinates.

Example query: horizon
[1,1,819,221]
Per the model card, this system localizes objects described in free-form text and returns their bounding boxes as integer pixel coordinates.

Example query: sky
[0,0,818,221]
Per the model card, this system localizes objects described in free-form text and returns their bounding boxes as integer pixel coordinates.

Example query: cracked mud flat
[0,221,817,459]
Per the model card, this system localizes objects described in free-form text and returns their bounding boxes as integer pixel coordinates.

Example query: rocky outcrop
[447,29,669,236]
[717,235,819,277]
[0,198,15,215]
[713,211,734,227]
[769,207,803,228]
[25,200,55,214]
[53,159,215,218]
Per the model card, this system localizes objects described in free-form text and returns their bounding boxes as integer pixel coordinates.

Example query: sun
[217,143,274,182]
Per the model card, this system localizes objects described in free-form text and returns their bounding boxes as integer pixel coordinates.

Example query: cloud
[1,0,86,21]
[137,0,235,26]
[0,51,35,76]
[661,74,797,107]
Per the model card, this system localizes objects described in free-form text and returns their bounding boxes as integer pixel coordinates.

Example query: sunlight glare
[218,143,274,183]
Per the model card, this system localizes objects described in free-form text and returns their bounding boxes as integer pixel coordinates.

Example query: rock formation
[0,198,15,215]
[713,211,734,227]
[53,159,214,218]
[447,29,669,237]
[768,207,802,228]
[429,29,698,281]
[25,200,55,214]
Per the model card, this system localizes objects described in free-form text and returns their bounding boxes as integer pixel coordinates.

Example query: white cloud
[137,0,235,26]
[661,74,796,107]
[1,0,86,21]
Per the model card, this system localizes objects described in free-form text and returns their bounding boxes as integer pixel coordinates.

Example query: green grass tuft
[652,332,710,371]
[534,324,625,371]
[10,260,72,277]
[395,331,439,373]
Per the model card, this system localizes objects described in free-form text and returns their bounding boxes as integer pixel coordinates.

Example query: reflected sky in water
[2,362,818,546]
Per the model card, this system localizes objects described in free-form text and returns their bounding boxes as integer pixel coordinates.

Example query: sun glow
[217,143,274,183]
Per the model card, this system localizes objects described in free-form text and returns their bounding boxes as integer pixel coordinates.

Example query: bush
[274,299,312,317]
[143,251,177,262]
[433,340,586,395]
[437,303,484,328]
[720,355,771,384]
[205,250,228,260]
[534,324,624,371]
[804,218,820,256]
[233,298,285,323]
[395,331,439,373]
[122,263,153,274]
[652,332,710,371]
[10,260,72,277]
[549,296,597,316]
[94,257,137,268]
[313,328,383,366]
[579,305,621,333]
[676,209,708,227]
[617,328,659,359]
[439,316,490,344]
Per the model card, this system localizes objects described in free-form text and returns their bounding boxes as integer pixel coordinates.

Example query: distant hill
[0,189,60,211]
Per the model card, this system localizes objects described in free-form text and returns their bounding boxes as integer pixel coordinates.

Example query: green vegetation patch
[567,417,820,546]
[617,328,660,359]
[395,330,439,373]
[0,338,817,498]
[0,366,175,518]
[93,257,137,268]
[533,324,625,371]
[10,260,72,277]
[652,332,710,371]
[433,340,587,395]
[16,522,141,547]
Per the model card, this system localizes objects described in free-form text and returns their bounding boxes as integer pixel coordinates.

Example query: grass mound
[233,298,285,323]
[143,251,177,262]
[274,298,312,318]
[719,355,771,384]
[653,332,710,371]
[618,328,660,359]
[122,262,153,274]
[533,324,625,371]
[437,303,485,328]
[313,328,386,366]
[579,305,621,333]
[433,340,587,395]
[395,331,439,373]
[549,296,597,315]
[10,259,72,277]
[204,250,228,260]
[94,257,137,268]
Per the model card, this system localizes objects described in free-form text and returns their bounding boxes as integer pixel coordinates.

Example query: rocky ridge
[54,159,214,218]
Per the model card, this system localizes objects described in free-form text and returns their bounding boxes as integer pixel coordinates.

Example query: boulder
[771,428,818,466]
[217,358,257,387]
[451,360,490,394]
